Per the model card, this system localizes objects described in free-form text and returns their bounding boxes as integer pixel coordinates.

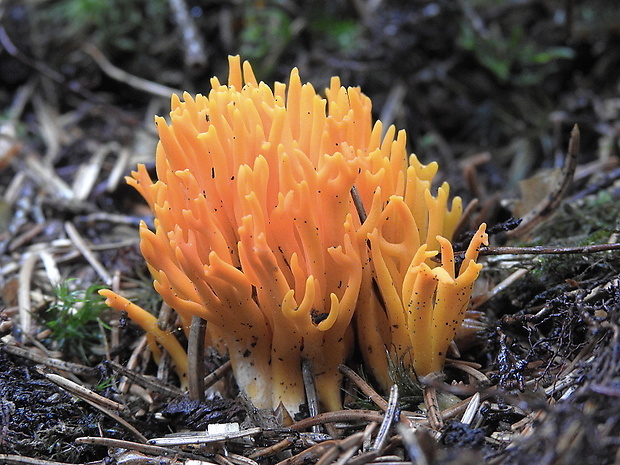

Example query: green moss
[531,190,619,246]
[310,17,362,53]
[505,190,620,305]
[44,0,169,51]
[457,14,574,85]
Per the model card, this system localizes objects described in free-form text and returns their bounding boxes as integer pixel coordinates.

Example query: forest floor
[0,1,619,464]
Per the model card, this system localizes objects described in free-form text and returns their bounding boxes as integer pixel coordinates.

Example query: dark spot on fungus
[311,309,329,325]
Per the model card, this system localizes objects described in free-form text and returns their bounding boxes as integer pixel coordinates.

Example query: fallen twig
[83,43,183,98]
[477,241,620,257]
[187,315,207,401]
[76,436,203,460]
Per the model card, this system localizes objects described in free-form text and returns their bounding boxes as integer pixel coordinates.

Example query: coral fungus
[101,56,487,414]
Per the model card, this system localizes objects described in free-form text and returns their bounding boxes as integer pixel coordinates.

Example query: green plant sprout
[43,280,109,364]
[458,21,574,85]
